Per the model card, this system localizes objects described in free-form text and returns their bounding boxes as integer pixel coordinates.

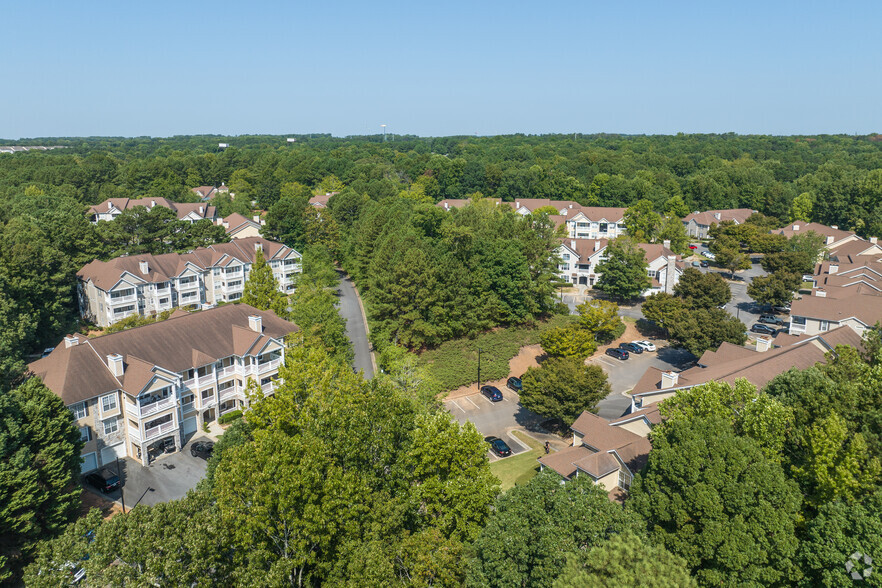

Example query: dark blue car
[619,342,644,354]
[506,377,522,392]
[606,347,629,360]
[481,385,503,402]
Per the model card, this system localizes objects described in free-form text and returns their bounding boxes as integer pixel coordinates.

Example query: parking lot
[445,388,541,458]
[590,344,694,419]
[84,435,210,509]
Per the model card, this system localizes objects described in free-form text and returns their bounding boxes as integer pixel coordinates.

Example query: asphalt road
[336,270,375,379]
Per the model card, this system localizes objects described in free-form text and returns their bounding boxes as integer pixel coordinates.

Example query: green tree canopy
[595,237,651,301]
[539,325,597,359]
[520,357,611,425]
[673,266,731,309]
[240,249,288,317]
[747,271,801,307]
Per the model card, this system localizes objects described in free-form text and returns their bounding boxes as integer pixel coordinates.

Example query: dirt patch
[588,320,648,359]
[79,489,124,519]
[443,344,545,400]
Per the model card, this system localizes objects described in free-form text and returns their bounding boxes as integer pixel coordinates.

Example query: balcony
[258,358,282,373]
[178,280,200,291]
[217,365,239,378]
[181,402,195,414]
[144,420,176,441]
[200,394,217,408]
[222,283,244,294]
[219,388,239,402]
[109,294,137,305]
[126,396,175,419]
[261,381,276,394]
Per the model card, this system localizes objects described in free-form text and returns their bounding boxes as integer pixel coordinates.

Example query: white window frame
[79,426,91,442]
[102,416,119,436]
[71,402,87,420]
[101,393,117,413]
[819,320,830,332]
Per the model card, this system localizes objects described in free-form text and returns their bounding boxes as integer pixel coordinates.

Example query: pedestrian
[545,441,550,454]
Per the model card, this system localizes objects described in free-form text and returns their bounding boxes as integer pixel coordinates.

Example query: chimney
[816,289,827,298]
[663,239,671,250]
[516,200,520,209]
[714,212,722,220]
[871,237,878,244]
[829,264,839,274]
[64,335,80,348]
[826,235,835,245]
[248,315,262,333]
[253,215,260,223]
[831,225,838,230]
[199,205,204,214]
[255,242,263,252]
[664,255,677,294]
[661,371,679,389]
[570,240,576,250]
[107,354,124,377]
[594,240,601,252]
[792,224,800,231]
[756,336,772,352]
[444,202,449,210]
[150,200,156,207]
[139,260,149,274]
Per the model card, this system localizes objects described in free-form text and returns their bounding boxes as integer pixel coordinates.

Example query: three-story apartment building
[77,237,302,327]
[28,305,298,472]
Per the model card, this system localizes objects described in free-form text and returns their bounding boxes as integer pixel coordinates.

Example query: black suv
[606,347,629,360]
[481,385,503,402]
[506,377,522,392]
[619,342,643,354]
[190,441,215,459]
[85,468,121,493]
[750,323,777,335]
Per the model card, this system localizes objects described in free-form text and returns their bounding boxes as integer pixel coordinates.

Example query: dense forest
[2,134,882,585]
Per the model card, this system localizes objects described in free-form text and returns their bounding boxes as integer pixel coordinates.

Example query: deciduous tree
[520,357,611,425]
[595,237,651,300]
[673,267,731,309]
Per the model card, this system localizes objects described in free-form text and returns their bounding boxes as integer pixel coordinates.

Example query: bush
[596,320,626,345]
[418,314,578,394]
[218,410,243,425]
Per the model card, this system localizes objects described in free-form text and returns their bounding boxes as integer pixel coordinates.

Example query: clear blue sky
[2,1,880,138]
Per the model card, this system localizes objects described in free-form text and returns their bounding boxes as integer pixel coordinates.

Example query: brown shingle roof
[610,404,663,427]
[28,305,298,405]
[87,198,216,220]
[774,222,855,243]
[538,445,593,479]
[790,290,882,324]
[683,209,756,226]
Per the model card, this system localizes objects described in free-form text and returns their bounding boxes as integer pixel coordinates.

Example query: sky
[2,0,881,138]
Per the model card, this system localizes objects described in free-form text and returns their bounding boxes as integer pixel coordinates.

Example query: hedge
[218,410,243,425]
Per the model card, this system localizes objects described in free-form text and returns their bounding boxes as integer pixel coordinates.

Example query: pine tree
[241,250,287,316]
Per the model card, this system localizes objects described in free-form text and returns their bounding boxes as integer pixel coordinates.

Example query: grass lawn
[489,431,544,492]
[419,314,578,394]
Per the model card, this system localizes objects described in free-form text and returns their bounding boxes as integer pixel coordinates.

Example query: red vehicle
[688,244,698,250]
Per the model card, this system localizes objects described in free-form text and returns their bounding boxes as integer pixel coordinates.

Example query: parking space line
[464,396,480,409]
[449,400,465,413]
[596,357,617,368]
[505,431,530,452]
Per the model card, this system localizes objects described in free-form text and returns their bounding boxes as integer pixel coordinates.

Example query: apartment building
[507,199,627,240]
[788,287,882,337]
[538,408,658,499]
[192,184,229,201]
[682,208,757,239]
[219,213,264,239]
[630,325,863,409]
[556,238,682,295]
[87,197,218,224]
[77,237,302,327]
[27,305,298,472]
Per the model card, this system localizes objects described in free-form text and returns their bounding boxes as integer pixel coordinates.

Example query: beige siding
[614,419,652,438]
[595,470,620,493]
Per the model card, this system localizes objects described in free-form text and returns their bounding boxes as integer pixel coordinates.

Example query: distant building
[682,209,757,239]
[87,198,217,224]
[77,237,301,327]
[219,213,263,239]
[308,193,338,208]
[556,239,683,295]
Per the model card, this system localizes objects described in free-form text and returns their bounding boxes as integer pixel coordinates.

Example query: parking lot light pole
[477,347,482,391]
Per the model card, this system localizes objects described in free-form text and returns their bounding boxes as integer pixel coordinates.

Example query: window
[102,416,119,436]
[598,223,609,232]
[618,469,632,490]
[101,394,117,413]
[218,380,235,392]
[110,289,134,300]
[113,305,135,315]
[228,292,242,301]
[158,298,169,305]
[79,426,91,442]
[71,402,87,419]
[561,253,570,261]
[201,388,214,400]
[647,270,657,278]
[819,320,830,332]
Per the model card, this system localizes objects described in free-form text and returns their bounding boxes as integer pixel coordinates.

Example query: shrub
[218,410,243,425]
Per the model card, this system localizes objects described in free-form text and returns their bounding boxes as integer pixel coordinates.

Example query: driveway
[86,436,210,509]
[336,270,375,379]
[444,389,541,457]
[589,345,694,420]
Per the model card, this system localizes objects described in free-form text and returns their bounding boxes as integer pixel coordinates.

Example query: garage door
[182,417,198,435]
[100,443,126,466]
[82,452,98,473]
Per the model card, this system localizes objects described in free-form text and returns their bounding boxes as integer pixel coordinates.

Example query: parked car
[41,347,55,358]
[481,385,503,402]
[692,260,701,267]
[619,342,644,354]
[773,304,791,314]
[486,436,512,457]
[85,468,121,493]
[506,376,522,392]
[190,441,214,459]
[688,244,698,250]
[704,251,716,260]
[700,260,709,268]
[633,340,657,352]
[750,323,777,335]
[606,347,629,360]
[759,314,784,326]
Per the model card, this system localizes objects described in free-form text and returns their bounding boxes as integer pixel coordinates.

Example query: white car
[704,251,716,260]
[633,340,657,352]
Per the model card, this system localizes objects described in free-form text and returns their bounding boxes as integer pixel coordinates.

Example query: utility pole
[477,347,482,391]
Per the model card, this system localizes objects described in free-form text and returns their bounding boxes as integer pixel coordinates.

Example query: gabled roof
[308,193,336,207]
[222,213,260,235]
[567,206,627,222]
[683,209,756,226]
[773,222,856,244]
[610,404,662,428]
[632,325,864,401]
[28,305,298,406]
[790,289,882,325]
[87,198,216,220]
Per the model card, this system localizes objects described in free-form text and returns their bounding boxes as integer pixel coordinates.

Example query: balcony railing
[109,294,137,305]
[261,381,276,394]
[126,396,175,419]
[258,358,282,373]
[200,395,217,408]
[217,365,238,378]
[219,388,239,402]
[222,283,244,294]
[144,420,176,441]
[178,280,200,291]
[181,402,195,414]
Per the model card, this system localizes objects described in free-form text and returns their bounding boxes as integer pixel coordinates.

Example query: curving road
[335,270,375,379]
